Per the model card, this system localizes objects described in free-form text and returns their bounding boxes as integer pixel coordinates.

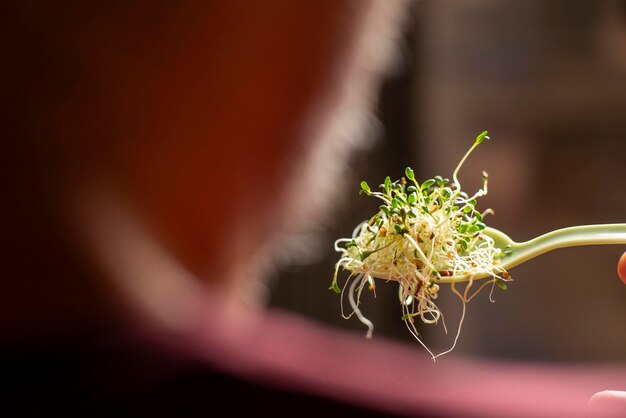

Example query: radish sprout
[330,131,511,359]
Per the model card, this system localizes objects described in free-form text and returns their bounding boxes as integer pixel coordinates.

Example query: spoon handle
[511,223,626,268]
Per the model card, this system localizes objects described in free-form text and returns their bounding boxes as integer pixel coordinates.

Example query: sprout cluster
[331,131,511,359]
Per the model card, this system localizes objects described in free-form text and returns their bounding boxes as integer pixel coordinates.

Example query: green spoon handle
[510,223,626,269]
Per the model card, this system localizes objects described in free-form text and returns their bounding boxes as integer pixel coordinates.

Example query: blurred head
[5,1,408,338]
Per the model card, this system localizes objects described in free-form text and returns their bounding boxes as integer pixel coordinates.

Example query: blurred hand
[586,253,626,415]
[618,251,626,284]
[588,390,626,416]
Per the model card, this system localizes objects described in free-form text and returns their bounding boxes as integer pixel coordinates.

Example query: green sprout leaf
[384,176,392,192]
[360,181,371,194]
[405,167,415,181]
[495,279,508,290]
[475,130,489,144]
[421,179,435,190]
[329,280,341,294]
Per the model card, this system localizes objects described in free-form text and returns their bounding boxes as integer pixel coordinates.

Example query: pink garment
[150,293,626,418]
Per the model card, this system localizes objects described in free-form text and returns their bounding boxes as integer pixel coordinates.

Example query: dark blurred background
[271,0,626,363]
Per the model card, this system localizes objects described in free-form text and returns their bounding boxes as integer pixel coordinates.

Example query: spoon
[440,223,626,283]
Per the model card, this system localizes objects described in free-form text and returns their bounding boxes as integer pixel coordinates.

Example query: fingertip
[588,390,626,416]
[618,251,626,285]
